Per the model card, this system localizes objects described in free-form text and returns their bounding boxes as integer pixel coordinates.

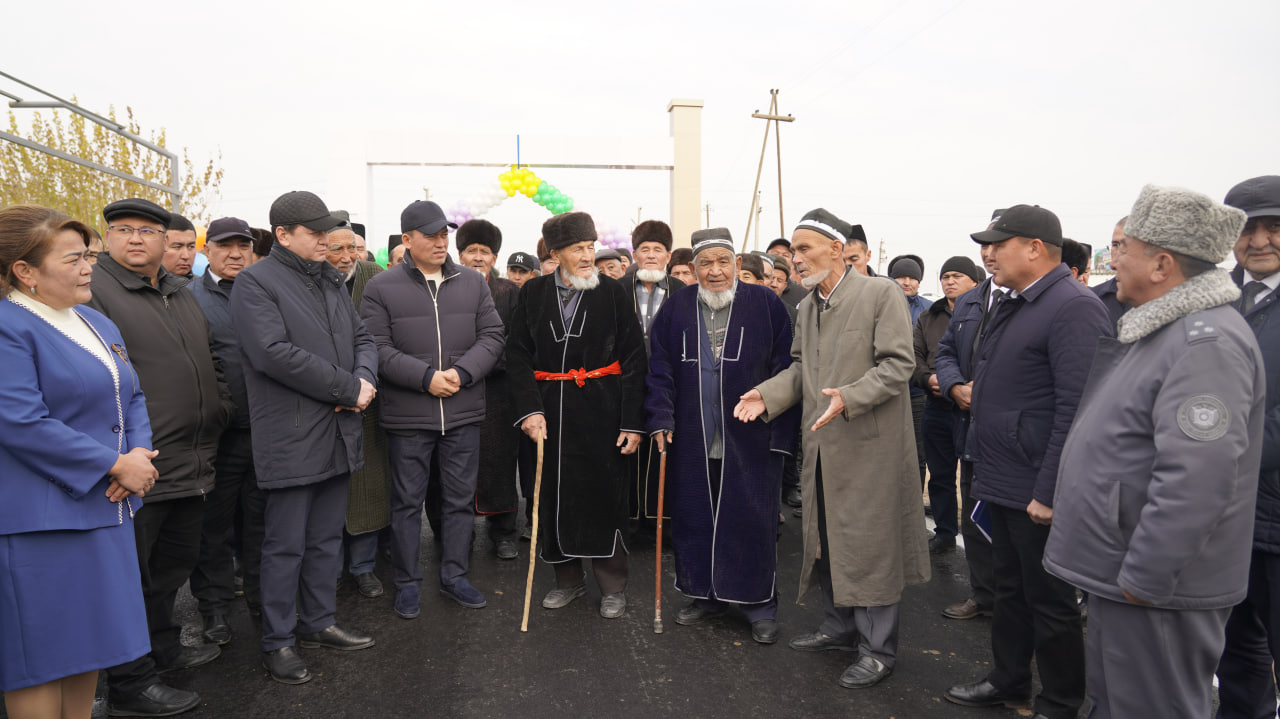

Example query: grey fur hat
[1125,184,1246,264]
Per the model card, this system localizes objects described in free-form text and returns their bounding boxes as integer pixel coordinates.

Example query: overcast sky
[5,0,1278,290]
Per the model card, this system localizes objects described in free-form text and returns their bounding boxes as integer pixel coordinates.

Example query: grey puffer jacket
[359,253,504,432]
[1044,270,1264,609]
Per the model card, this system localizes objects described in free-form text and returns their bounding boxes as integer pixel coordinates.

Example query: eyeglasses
[108,225,165,240]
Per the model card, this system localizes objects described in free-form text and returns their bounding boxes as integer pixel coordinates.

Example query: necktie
[1242,281,1267,313]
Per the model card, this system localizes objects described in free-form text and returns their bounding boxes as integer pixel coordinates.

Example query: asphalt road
[16,506,1028,719]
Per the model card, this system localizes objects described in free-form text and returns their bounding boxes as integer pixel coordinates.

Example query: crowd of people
[2,174,1280,719]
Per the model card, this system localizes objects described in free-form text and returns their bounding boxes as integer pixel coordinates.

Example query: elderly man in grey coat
[735,208,930,690]
[1042,185,1263,719]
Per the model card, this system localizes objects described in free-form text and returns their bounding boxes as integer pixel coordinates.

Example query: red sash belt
[534,361,622,388]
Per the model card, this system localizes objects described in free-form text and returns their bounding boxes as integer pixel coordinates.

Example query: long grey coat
[756,269,931,607]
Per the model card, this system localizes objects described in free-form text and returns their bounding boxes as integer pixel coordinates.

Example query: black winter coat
[229,243,377,489]
[86,255,233,500]
[1232,265,1280,553]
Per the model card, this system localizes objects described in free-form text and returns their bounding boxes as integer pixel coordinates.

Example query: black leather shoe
[929,535,957,554]
[201,614,231,646]
[944,679,1032,709]
[788,630,856,652]
[106,681,201,717]
[675,603,728,626]
[783,486,802,507]
[298,624,375,651]
[495,539,519,560]
[751,619,779,644]
[354,571,385,598]
[839,655,892,688]
[262,647,311,685]
[154,644,221,674]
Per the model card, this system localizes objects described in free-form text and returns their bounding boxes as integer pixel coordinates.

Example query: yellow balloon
[195,224,207,250]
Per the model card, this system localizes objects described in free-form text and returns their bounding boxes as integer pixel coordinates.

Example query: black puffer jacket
[85,255,233,500]
[229,242,378,490]
[359,254,504,432]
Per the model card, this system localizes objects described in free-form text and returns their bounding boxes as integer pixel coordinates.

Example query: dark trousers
[814,454,899,665]
[191,428,264,616]
[107,495,206,697]
[923,402,959,539]
[388,425,480,589]
[910,394,926,490]
[487,510,519,543]
[986,503,1084,719]
[1216,549,1280,719]
[1087,596,1229,719]
[259,472,349,652]
[959,461,994,608]
[552,536,628,595]
[518,436,536,526]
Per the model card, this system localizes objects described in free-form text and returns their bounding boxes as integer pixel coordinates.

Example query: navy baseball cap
[400,200,458,235]
[206,217,255,243]
[971,204,1063,246]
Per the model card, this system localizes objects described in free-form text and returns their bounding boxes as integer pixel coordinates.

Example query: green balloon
[375,247,389,265]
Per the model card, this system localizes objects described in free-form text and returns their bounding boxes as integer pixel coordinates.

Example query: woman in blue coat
[0,206,156,718]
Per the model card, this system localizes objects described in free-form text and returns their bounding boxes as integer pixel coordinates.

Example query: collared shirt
[635,276,668,339]
[1247,271,1280,304]
[553,269,585,327]
[697,286,735,460]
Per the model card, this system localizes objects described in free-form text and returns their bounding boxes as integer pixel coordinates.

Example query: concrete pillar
[667,99,703,249]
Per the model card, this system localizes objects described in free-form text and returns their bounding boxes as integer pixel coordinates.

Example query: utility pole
[704,202,711,228]
[743,89,794,252]
[636,207,643,226]
[877,238,887,275]
[423,187,430,200]
[747,190,757,249]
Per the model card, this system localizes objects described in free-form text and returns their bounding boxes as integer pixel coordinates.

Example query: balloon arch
[439,165,634,250]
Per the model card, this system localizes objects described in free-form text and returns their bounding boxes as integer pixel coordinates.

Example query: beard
[563,268,601,291]
[800,269,830,289]
[698,284,736,310]
[636,268,665,283]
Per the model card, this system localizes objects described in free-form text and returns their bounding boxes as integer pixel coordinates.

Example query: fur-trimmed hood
[1116,268,1241,343]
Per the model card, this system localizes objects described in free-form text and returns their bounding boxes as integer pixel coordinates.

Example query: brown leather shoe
[942,598,993,620]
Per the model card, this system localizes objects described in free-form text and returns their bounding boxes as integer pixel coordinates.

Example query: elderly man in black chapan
[506,211,648,619]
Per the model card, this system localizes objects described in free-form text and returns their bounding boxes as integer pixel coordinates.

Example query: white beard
[563,268,601,291]
[698,285,736,310]
[800,269,830,289]
[636,268,666,283]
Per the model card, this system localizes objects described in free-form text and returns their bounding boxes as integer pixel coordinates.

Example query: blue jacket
[0,300,152,534]
[1091,277,1127,331]
[189,270,249,430]
[933,277,991,457]
[1233,266,1280,553]
[969,264,1114,509]
[904,293,929,397]
[230,242,378,490]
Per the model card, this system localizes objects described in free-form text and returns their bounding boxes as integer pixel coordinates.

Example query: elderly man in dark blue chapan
[645,228,798,645]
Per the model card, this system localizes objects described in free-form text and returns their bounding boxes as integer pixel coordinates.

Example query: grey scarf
[1116,268,1241,344]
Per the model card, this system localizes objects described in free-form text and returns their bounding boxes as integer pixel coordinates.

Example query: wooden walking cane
[654,446,668,634]
[520,435,545,632]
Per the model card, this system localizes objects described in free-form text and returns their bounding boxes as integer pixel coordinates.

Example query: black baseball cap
[971,204,1063,246]
[206,217,255,243]
[766,238,790,252]
[401,200,458,235]
[269,191,343,232]
[103,198,171,229]
[507,252,538,271]
[1225,176,1280,219]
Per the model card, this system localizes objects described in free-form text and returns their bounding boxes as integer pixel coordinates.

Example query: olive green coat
[347,260,392,535]
[756,269,930,607]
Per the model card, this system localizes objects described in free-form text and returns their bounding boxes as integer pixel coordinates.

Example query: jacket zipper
[427,274,453,433]
[163,291,208,496]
